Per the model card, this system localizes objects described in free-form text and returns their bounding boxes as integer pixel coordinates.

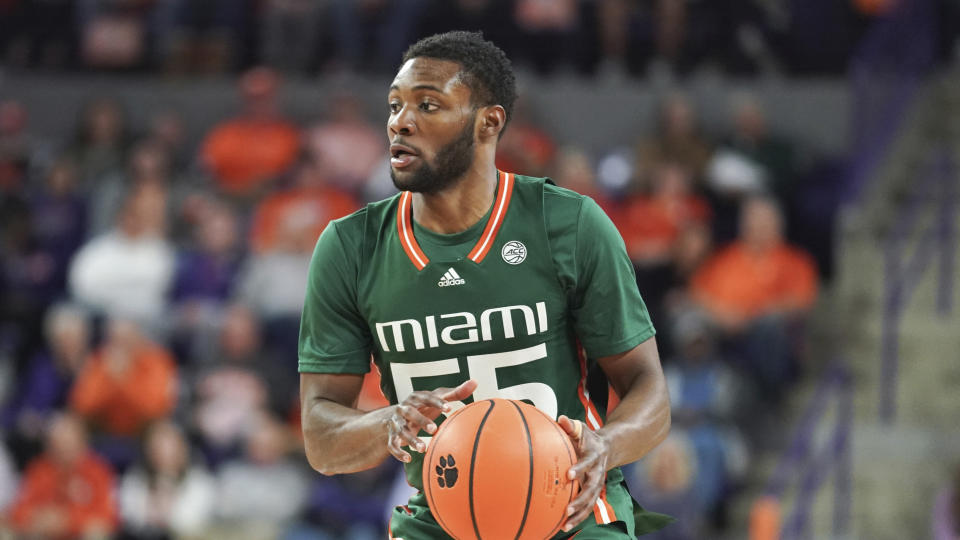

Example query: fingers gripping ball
[423,398,578,540]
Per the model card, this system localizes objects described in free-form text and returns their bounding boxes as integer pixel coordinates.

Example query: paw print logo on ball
[435,454,459,488]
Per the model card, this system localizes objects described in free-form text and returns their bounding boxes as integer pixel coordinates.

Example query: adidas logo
[438,268,465,287]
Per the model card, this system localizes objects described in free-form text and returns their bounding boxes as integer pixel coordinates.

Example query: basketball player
[299,31,673,538]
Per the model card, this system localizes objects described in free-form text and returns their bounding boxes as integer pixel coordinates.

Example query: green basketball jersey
[299,172,663,533]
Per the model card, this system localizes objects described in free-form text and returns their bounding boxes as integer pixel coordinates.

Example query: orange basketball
[423,398,578,540]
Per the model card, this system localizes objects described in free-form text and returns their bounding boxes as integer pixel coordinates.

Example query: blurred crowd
[0,0,904,78]
[0,59,846,539]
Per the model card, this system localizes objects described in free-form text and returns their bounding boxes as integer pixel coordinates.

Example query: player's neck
[412,160,499,235]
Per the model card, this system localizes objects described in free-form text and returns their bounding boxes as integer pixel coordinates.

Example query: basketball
[423,398,578,540]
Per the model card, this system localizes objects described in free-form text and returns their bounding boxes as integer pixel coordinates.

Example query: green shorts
[388,471,673,539]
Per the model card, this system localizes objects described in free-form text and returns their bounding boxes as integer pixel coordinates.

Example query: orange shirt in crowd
[10,453,118,538]
[248,186,359,253]
[201,118,300,195]
[691,241,818,322]
[619,195,711,262]
[69,344,178,436]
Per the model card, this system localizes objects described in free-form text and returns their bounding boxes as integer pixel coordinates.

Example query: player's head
[388,31,517,194]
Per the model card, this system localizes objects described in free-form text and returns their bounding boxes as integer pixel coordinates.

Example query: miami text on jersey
[375,302,549,352]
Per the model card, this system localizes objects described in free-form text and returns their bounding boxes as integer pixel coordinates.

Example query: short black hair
[401,31,518,130]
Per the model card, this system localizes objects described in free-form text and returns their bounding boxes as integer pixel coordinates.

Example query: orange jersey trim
[397,191,429,270]
[576,344,604,431]
[396,171,515,270]
[467,171,514,263]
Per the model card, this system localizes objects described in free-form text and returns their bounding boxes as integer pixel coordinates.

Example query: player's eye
[419,101,438,112]
[389,102,401,114]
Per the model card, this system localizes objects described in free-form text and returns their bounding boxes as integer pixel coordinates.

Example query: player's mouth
[390,143,420,169]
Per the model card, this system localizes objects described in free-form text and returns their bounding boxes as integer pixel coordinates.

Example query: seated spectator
[236,188,317,326]
[495,100,556,179]
[329,0,426,73]
[634,94,713,193]
[65,98,131,191]
[157,0,251,73]
[68,181,174,327]
[69,317,178,468]
[512,0,581,74]
[0,187,58,366]
[212,412,309,540]
[28,158,88,297]
[89,139,174,237]
[172,198,242,305]
[260,0,324,73]
[2,304,91,468]
[9,413,118,539]
[663,311,749,527]
[305,94,385,194]
[933,463,960,540]
[624,433,701,540]
[0,99,50,190]
[119,420,216,539]
[200,67,300,199]
[691,196,817,400]
[723,94,797,203]
[620,161,711,266]
[249,163,359,254]
[191,304,293,464]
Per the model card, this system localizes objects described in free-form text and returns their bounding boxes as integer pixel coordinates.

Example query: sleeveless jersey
[299,171,656,495]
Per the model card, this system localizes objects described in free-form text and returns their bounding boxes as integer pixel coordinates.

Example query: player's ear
[478,105,506,140]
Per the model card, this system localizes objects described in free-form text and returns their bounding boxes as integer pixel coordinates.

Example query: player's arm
[301,372,478,475]
[557,338,669,530]
[554,195,671,531]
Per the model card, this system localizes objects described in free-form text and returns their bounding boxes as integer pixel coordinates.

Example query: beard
[390,114,476,194]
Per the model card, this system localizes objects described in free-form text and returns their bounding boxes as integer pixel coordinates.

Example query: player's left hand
[557,414,610,532]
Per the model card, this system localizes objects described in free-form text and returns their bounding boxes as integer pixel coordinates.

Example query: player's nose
[389,105,416,136]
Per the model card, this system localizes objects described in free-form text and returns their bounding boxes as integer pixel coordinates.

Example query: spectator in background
[249,162,359,254]
[2,304,90,468]
[9,413,117,539]
[305,94,385,194]
[168,198,243,360]
[66,98,131,191]
[260,0,324,73]
[495,100,557,179]
[635,93,713,193]
[145,110,190,174]
[0,99,51,189]
[933,463,960,540]
[236,177,319,352]
[723,94,797,203]
[624,433,701,540]
[28,158,88,297]
[119,420,216,540]
[191,304,293,465]
[664,311,749,528]
[89,139,173,237]
[329,0,425,73]
[69,180,174,327]
[200,67,300,200]
[706,94,799,243]
[212,412,309,540]
[620,161,711,266]
[158,0,252,74]
[69,317,178,469]
[691,197,817,401]
[512,0,581,74]
[553,146,620,214]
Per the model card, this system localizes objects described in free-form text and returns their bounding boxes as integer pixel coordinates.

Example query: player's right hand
[386,379,478,463]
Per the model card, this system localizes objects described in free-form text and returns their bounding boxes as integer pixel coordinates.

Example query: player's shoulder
[511,173,587,213]
[325,193,401,239]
